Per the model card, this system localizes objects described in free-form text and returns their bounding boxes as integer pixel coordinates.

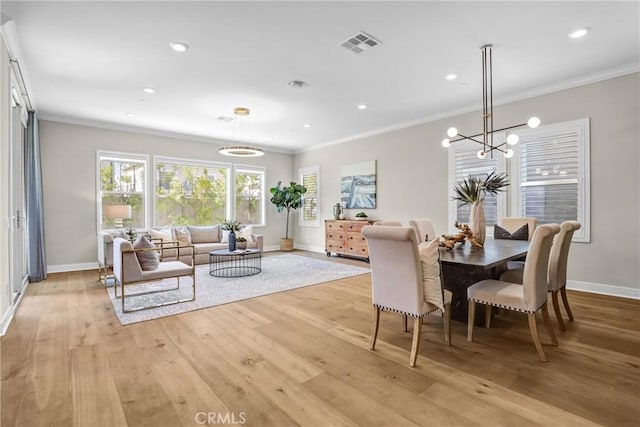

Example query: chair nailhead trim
[467,298,536,314]
[373,304,438,317]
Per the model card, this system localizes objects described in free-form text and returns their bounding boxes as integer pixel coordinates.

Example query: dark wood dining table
[439,239,530,322]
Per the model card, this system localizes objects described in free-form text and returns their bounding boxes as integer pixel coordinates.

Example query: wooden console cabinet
[325,219,376,261]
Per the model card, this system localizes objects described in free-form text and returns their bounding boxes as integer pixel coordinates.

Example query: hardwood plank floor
[2,251,639,426]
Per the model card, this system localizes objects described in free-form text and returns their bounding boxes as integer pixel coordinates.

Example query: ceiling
[2,1,638,153]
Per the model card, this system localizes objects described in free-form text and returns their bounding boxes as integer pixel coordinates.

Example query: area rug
[107,254,370,325]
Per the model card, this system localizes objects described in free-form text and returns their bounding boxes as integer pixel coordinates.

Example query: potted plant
[221,219,242,251]
[269,181,307,251]
[236,237,247,250]
[452,171,509,246]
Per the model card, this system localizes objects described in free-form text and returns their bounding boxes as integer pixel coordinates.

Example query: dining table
[439,238,530,323]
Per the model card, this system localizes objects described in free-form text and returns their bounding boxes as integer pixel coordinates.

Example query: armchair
[113,237,196,313]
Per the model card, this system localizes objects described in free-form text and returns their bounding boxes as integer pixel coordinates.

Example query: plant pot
[237,241,247,250]
[469,201,486,246]
[280,238,294,252]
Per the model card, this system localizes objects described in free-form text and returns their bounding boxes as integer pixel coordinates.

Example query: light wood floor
[2,251,639,426]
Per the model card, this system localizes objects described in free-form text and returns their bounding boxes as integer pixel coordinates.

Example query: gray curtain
[25,111,47,282]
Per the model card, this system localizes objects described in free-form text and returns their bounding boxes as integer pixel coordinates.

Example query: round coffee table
[209,248,262,277]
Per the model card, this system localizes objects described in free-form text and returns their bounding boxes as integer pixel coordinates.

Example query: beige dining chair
[375,220,403,226]
[362,225,451,367]
[467,223,561,362]
[501,221,581,331]
[409,218,436,244]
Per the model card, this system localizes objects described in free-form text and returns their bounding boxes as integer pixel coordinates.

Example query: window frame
[447,139,507,236]
[96,150,150,232]
[233,164,266,228]
[509,118,591,242]
[299,165,320,227]
[153,155,232,227]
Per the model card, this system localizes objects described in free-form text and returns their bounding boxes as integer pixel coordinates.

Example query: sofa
[98,224,263,274]
[148,224,263,265]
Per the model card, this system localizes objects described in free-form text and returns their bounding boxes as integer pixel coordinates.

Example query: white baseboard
[566,280,639,300]
[47,262,98,273]
[293,244,325,254]
[1,305,12,336]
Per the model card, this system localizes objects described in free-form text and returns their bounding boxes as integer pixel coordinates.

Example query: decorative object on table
[440,44,541,159]
[125,226,137,240]
[104,204,132,229]
[494,224,529,241]
[332,203,343,220]
[341,160,376,209]
[355,211,368,220]
[440,222,482,249]
[269,181,307,251]
[236,237,247,250]
[452,171,509,246]
[221,219,242,251]
[218,107,265,157]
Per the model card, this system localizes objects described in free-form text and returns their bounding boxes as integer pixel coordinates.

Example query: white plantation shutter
[512,118,590,242]
[299,166,320,226]
[448,139,506,234]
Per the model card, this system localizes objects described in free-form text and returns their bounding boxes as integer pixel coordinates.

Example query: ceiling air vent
[216,116,233,122]
[339,31,382,54]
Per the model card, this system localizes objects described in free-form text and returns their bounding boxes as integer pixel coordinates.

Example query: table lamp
[104,204,132,229]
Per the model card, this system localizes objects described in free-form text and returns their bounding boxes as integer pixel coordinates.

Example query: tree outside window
[99,157,146,230]
[235,168,264,226]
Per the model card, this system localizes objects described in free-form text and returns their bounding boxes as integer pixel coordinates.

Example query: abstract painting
[340,160,376,209]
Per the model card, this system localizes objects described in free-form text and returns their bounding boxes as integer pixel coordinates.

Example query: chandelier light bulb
[504,149,515,158]
[477,150,486,159]
[447,127,458,138]
[506,133,520,145]
[441,138,451,148]
[528,117,541,128]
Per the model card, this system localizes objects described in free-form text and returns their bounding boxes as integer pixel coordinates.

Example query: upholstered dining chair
[362,225,452,367]
[409,218,437,244]
[113,237,195,313]
[467,223,561,362]
[375,220,403,226]
[501,221,581,331]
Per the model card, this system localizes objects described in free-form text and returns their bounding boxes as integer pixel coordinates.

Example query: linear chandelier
[441,44,540,159]
[219,107,265,157]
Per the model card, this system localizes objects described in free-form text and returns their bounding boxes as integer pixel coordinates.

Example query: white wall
[39,120,294,270]
[294,73,640,294]
[0,23,11,329]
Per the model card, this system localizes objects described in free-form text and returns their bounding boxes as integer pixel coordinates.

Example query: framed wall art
[340,160,376,209]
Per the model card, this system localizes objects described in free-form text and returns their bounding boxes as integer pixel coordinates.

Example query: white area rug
[107,254,370,325]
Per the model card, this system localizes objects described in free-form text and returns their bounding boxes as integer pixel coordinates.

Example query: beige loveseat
[148,225,263,265]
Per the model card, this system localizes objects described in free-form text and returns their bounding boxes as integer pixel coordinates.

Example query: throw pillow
[418,239,444,312]
[149,226,173,242]
[133,235,159,271]
[187,225,220,243]
[173,227,192,246]
[237,225,254,243]
[494,224,528,241]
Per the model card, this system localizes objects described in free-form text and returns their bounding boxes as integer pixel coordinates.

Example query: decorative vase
[228,230,237,251]
[237,241,247,250]
[333,203,343,220]
[469,201,486,246]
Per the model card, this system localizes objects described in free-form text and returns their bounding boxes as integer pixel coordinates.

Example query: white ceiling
[2,1,638,153]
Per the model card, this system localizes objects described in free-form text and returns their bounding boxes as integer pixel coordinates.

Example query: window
[234,165,265,226]
[154,157,230,226]
[511,118,590,242]
[97,152,148,230]
[448,139,506,234]
[299,166,320,227]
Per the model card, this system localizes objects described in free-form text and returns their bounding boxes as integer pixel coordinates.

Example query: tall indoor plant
[269,181,307,251]
[452,171,509,246]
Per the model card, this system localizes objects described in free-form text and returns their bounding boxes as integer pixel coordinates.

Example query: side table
[209,249,262,277]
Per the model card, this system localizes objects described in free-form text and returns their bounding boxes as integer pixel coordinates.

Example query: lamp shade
[104,205,132,220]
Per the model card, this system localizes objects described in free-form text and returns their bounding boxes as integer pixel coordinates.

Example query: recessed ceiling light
[125,112,136,118]
[143,87,155,94]
[357,104,367,110]
[266,137,276,141]
[170,41,189,52]
[446,73,457,80]
[568,27,590,39]
[303,123,312,128]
